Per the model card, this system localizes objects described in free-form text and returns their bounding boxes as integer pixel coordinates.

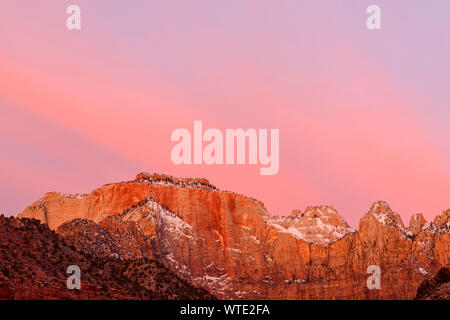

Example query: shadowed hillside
[0,215,214,300]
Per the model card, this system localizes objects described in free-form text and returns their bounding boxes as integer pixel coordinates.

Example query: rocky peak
[433,209,450,231]
[409,213,427,236]
[300,206,351,228]
[271,205,354,245]
[362,200,406,231]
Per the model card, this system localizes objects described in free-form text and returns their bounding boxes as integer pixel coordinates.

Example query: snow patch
[418,267,429,275]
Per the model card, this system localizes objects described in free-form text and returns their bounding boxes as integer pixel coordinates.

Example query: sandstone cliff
[20,173,450,299]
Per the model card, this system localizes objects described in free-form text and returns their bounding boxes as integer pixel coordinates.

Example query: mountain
[19,172,449,299]
[0,215,214,300]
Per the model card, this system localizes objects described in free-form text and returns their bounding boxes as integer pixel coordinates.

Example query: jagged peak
[409,213,427,235]
[292,205,338,216]
[271,205,354,246]
[370,200,392,214]
[410,213,426,224]
[365,200,405,230]
[359,204,449,238]
[290,205,350,229]
[433,209,450,229]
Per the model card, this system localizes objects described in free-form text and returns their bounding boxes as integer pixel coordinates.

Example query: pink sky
[1,1,450,227]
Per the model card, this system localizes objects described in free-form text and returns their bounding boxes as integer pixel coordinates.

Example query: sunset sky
[1,1,449,227]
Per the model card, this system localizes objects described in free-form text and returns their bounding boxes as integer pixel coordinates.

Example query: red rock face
[20,173,450,299]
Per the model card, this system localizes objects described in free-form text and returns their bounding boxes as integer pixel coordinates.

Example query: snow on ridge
[133,173,265,206]
[143,198,194,237]
[121,198,193,240]
[193,273,236,298]
[368,202,449,238]
[410,219,449,236]
[418,267,429,275]
[373,211,390,225]
[249,235,260,244]
[38,191,90,201]
[293,206,352,228]
[369,202,406,230]
[420,222,436,232]
[267,219,354,246]
[54,192,86,199]
[134,176,217,191]
[268,206,355,246]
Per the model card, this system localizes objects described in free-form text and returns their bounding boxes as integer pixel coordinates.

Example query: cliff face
[20,173,450,299]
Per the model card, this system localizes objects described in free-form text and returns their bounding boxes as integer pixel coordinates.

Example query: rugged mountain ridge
[20,173,450,299]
